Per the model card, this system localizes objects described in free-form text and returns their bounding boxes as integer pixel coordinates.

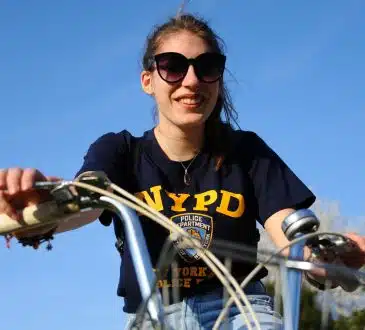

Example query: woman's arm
[264,207,311,260]
[264,207,365,291]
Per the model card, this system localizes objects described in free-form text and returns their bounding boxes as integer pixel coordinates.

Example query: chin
[173,114,208,128]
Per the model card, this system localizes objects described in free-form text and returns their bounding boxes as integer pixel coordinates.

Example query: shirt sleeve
[246,132,316,226]
[75,131,130,226]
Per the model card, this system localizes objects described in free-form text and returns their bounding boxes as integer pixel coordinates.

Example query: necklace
[180,152,200,185]
[156,127,201,186]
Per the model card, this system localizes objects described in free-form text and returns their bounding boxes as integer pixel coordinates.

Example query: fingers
[0,169,7,189]
[0,168,53,221]
[6,168,23,194]
[2,168,48,194]
[344,232,365,267]
[0,190,19,220]
[345,232,365,252]
[20,168,47,191]
[0,169,19,220]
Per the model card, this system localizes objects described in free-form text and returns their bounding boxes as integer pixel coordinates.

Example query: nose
[181,65,199,87]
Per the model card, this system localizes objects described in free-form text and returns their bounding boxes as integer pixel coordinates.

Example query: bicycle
[1,171,364,330]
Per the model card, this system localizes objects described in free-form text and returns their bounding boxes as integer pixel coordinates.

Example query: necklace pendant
[184,172,191,186]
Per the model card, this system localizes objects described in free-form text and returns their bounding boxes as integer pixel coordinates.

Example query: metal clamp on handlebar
[35,171,111,208]
[281,209,320,240]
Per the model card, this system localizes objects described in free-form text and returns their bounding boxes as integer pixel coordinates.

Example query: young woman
[1,14,365,329]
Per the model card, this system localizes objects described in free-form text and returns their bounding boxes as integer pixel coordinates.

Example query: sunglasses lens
[154,52,226,83]
[195,53,226,83]
[155,53,188,83]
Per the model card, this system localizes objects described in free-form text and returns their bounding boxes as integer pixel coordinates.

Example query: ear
[141,70,154,95]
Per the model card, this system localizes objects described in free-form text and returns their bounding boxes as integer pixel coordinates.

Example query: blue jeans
[126,281,283,329]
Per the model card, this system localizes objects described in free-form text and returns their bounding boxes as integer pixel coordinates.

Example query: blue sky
[0,1,364,329]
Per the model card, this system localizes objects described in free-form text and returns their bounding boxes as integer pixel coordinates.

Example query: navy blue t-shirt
[76,127,315,313]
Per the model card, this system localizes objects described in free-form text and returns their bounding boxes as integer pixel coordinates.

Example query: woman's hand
[341,232,365,269]
[306,232,365,291]
[0,168,61,220]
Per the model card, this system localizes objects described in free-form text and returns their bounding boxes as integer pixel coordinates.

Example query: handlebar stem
[99,196,165,328]
[281,209,320,330]
[285,233,306,330]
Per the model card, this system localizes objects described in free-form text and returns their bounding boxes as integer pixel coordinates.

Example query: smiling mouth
[175,95,205,107]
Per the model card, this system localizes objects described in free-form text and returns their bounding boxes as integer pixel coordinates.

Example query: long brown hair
[142,14,239,169]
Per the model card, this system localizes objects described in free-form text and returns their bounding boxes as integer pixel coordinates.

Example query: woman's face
[141,31,221,129]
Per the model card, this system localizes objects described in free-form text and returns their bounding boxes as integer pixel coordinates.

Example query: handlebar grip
[0,201,75,235]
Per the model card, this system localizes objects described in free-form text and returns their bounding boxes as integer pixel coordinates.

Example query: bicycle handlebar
[0,201,78,235]
[0,174,364,330]
[0,174,167,328]
[0,171,110,238]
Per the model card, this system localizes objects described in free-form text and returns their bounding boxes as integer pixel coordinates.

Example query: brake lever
[33,181,62,190]
[306,234,359,262]
[306,233,362,291]
[5,173,111,251]
[33,171,111,209]
[32,180,80,210]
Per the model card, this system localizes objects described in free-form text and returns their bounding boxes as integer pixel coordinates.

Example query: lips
[175,94,205,106]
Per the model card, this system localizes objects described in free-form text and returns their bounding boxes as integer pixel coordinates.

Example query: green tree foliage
[266,282,334,329]
[334,309,365,330]
[265,282,365,329]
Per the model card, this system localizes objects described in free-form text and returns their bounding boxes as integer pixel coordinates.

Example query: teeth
[178,96,203,105]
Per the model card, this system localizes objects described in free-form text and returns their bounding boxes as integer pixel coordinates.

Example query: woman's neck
[154,123,204,162]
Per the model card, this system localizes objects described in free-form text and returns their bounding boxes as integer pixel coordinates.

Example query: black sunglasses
[152,52,226,84]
